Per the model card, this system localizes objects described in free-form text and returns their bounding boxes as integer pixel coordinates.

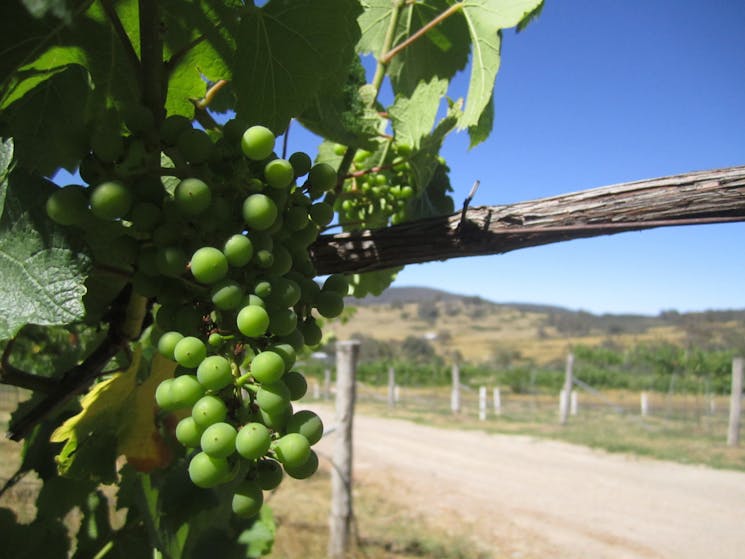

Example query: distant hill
[335,286,745,364]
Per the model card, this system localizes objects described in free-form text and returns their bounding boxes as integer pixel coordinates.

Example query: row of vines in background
[305,337,739,394]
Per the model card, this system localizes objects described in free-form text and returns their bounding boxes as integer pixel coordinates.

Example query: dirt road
[311,406,745,559]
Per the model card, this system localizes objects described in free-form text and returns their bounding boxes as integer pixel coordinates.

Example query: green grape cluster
[46,114,348,518]
[331,142,417,229]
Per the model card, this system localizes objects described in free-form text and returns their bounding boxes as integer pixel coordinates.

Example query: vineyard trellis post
[560,353,574,425]
[727,357,743,447]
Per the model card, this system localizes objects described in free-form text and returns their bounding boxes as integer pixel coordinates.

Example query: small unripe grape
[223,234,253,267]
[309,202,334,227]
[256,381,291,415]
[192,395,227,428]
[259,405,291,431]
[155,378,176,411]
[242,194,278,231]
[155,246,187,277]
[196,355,233,391]
[241,126,275,160]
[200,422,237,458]
[91,128,124,163]
[174,178,212,215]
[254,249,274,268]
[283,371,308,400]
[177,128,213,164]
[323,274,349,296]
[308,163,337,192]
[253,280,272,299]
[46,187,88,226]
[314,290,344,319]
[284,205,309,232]
[272,433,310,468]
[175,416,203,448]
[210,280,243,310]
[123,104,154,134]
[160,115,192,145]
[188,452,230,488]
[130,202,162,232]
[267,245,292,276]
[171,374,204,408]
[173,336,207,368]
[268,277,301,308]
[236,305,270,337]
[288,151,312,177]
[90,181,132,220]
[250,351,285,384]
[286,410,323,445]
[299,319,323,346]
[269,308,297,337]
[277,329,305,353]
[284,450,319,480]
[268,343,296,370]
[264,158,294,189]
[256,459,283,490]
[235,422,271,460]
[190,247,228,284]
[232,480,263,518]
[157,331,184,360]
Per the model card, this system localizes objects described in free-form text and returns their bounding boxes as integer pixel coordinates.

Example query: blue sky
[379,0,745,315]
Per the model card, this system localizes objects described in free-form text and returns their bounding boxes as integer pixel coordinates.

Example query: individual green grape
[299,319,323,346]
[236,305,270,337]
[196,355,233,391]
[253,280,272,299]
[200,422,237,458]
[175,416,203,448]
[240,126,275,161]
[283,371,308,400]
[256,382,291,415]
[152,220,183,246]
[155,378,177,411]
[242,194,278,231]
[267,244,292,276]
[235,422,271,460]
[243,293,265,308]
[308,163,337,192]
[264,158,294,189]
[284,449,319,480]
[123,104,154,134]
[156,246,187,277]
[46,187,89,226]
[314,290,344,319]
[284,205,309,232]
[323,274,349,296]
[288,151,312,177]
[170,374,205,408]
[268,343,296,371]
[269,308,297,337]
[188,451,230,488]
[232,480,263,518]
[309,202,333,227]
[173,336,207,368]
[298,278,322,304]
[254,249,274,268]
[160,115,192,145]
[91,128,124,163]
[90,181,132,220]
[174,306,203,337]
[210,280,243,311]
[256,459,283,490]
[207,332,224,347]
[190,247,228,284]
[192,395,228,428]
[157,331,184,360]
[250,351,285,384]
[130,202,162,232]
[223,234,253,267]
[286,410,323,445]
[272,433,310,469]
[174,178,212,215]
[268,277,301,308]
[258,405,291,431]
[177,128,213,164]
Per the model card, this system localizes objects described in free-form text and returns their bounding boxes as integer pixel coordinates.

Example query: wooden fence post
[559,353,574,425]
[641,391,649,417]
[328,340,360,559]
[387,366,396,408]
[727,357,743,447]
[450,355,461,414]
[570,390,578,416]
[478,386,487,420]
[324,367,332,400]
[493,387,502,416]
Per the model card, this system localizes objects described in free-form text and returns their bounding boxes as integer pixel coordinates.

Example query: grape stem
[0,339,59,393]
[194,79,229,111]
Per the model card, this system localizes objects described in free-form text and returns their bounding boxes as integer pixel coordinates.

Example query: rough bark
[310,165,745,275]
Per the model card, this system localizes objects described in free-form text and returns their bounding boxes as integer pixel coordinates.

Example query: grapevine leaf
[298,58,383,150]
[1,65,91,174]
[0,138,12,215]
[0,508,70,559]
[238,506,276,558]
[0,169,91,341]
[49,347,177,482]
[21,0,83,21]
[389,77,448,149]
[117,353,178,472]
[233,0,362,133]
[468,89,494,148]
[458,0,544,141]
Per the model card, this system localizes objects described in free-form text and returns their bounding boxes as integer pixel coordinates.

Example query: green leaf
[238,506,276,558]
[0,138,13,215]
[467,89,494,148]
[0,169,91,341]
[233,0,362,133]
[389,77,448,149]
[298,57,383,150]
[458,0,544,141]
